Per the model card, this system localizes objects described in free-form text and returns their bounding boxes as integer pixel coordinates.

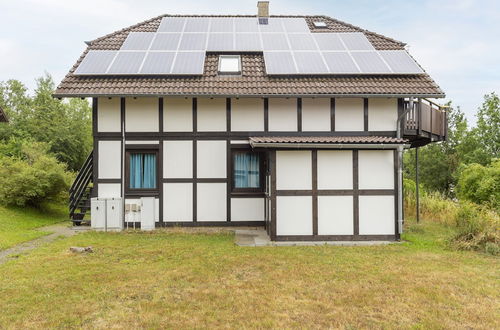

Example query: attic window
[218,55,241,75]
[313,21,327,28]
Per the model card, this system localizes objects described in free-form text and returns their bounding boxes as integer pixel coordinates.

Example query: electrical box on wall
[91,198,123,231]
[141,197,156,231]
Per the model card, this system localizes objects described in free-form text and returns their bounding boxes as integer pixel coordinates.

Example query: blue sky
[1,0,498,125]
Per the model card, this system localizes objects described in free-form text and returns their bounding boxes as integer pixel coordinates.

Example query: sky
[1,0,499,125]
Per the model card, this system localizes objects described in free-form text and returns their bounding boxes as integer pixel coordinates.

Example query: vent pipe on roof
[257,1,269,24]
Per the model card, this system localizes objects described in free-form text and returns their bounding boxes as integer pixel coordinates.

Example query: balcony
[403,98,448,147]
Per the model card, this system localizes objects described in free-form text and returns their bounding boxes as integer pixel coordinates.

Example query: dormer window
[218,55,241,75]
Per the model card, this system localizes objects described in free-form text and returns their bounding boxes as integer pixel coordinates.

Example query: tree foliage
[404,93,500,197]
[457,160,500,212]
[0,74,92,171]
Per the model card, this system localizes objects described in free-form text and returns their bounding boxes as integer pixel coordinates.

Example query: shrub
[450,202,500,255]
[0,140,72,207]
[457,160,500,211]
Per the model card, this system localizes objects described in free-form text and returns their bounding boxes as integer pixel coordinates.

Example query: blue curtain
[130,154,143,189]
[130,153,156,189]
[143,154,156,189]
[234,153,260,188]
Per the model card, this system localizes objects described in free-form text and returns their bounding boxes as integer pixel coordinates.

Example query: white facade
[93,96,401,240]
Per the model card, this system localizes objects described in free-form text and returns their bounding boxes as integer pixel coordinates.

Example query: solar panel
[158,17,185,32]
[234,18,260,33]
[287,34,316,51]
[340,33,374,50]
[294,52,328,74]
[107,52,146,74]
[258,18,284,33]
[262,33,289,51]
[313,33,345,51]
[282,18,310,33]
[150,33,181,51]
[210,18,234,33]
[350,51,391,73]
[234,33,262,51]
[379,50,423,73]
[207,33,234,51]
[120,32,155,50]
[74,51,117,75]
[171,52,205,74]
[140,52,175,74]
[263,52,297,74]
[178,33,207,51]
[184,17,210,32]
[322,52,360,73]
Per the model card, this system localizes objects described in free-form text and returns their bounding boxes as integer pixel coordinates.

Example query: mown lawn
[0,203,67,250]
[0,220,498,329]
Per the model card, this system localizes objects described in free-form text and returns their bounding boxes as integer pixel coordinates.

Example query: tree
[0,74,92,171]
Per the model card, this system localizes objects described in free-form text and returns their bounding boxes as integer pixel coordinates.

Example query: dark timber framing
[92,95,402,235]
[268,148,398,242]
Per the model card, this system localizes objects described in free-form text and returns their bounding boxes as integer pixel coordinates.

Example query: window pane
[130,153,157,189]
[234,152,260,188]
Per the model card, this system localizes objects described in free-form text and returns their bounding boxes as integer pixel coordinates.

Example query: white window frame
[218,55,241,75]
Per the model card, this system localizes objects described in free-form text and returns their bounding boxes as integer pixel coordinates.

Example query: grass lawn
[0,220,498,329]
[0,203,67,250]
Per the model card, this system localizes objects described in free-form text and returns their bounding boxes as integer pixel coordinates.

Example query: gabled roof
[0,107,8,123]
[54,14,444,98]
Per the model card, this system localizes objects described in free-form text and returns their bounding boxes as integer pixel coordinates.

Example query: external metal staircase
[69,152,93,225]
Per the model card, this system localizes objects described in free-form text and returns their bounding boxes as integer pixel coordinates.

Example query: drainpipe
[396,97,414,236]
[121,100,126,230]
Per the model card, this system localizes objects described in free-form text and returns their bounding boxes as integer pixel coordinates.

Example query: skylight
[313,21,327,28]
[218,55,241,75]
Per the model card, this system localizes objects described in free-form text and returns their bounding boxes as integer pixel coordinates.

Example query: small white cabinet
[91,198,123,231]
[140,197,155,231]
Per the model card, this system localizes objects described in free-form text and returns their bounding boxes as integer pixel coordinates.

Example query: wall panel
[125,97,159,132]
[317,150,353,189]
[276,150,312,190]
[302,98,331,131]
[318,196,354,235]
[231,198,265,221]
[231,98,264,131]
[197,183,226,221]
[197,98,226,131]
[197,140,227,178]
[97,98,121,132]
[358,150,394,189]
[276,196,312,235]
[164,140,193,178]
[98,140,121,179]
[98,183,121,198]
[164,183,193,221]
[164,98,193,132]
[268,98,297,131]
[368,98,398,131]
[359,195,395,235]
[335,98,364,131]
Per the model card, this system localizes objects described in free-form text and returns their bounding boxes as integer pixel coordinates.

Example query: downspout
[121,100,126,230]
[396,97,413,236]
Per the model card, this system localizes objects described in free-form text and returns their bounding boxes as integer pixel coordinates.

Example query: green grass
[0,203,67,250]
[0,222,498,329]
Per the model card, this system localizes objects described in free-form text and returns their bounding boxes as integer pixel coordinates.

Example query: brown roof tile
[249,136,407,144]
[54,15,444,98]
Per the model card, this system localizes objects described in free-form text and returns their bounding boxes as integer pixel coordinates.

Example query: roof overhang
[52,92,446,99]
[249,136,410,149]
[250,142,410,149]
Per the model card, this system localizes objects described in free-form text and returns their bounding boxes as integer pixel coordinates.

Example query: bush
[457,160,500,211]
[450,202,500,255]
[0,140,72,207]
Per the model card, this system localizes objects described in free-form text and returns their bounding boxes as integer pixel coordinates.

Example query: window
[232,150,265,192]
[313,21,327,28]
[127,151,158,190]
[218,55,241,75]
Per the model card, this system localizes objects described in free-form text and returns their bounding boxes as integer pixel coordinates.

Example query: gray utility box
[140,197,155,231]
[91,198,123,231]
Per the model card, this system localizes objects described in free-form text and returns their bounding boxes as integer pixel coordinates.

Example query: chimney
[257,1,269,24]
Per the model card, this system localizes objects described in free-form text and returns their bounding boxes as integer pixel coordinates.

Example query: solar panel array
[74,17,424,76]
